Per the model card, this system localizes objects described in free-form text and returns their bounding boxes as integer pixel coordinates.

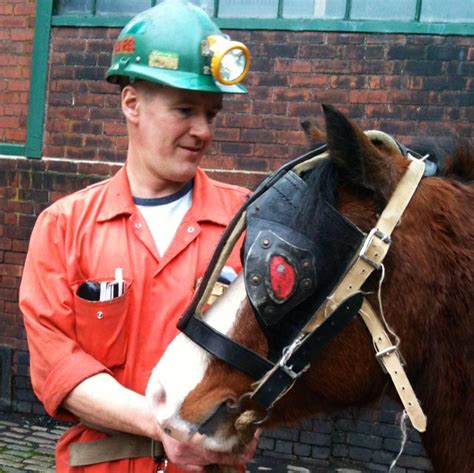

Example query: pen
[115,267,124,297]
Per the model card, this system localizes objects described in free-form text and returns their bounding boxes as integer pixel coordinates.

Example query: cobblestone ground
[0,413,67,472]
[0,413,363,472]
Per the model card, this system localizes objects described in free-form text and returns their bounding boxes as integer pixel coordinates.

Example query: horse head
[148,105,474,472]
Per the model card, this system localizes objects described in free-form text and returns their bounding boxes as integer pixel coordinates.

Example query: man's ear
[121,84,140,124]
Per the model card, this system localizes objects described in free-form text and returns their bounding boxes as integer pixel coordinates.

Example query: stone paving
[0,413,67,472]
[0,413,364,472]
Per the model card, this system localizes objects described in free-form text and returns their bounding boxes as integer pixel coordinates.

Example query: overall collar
[97,165,230,227]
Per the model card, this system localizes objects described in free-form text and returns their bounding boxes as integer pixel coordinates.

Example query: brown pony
[149,105,474,473]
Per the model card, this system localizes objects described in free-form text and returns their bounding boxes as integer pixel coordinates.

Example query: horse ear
[322,104,397,202]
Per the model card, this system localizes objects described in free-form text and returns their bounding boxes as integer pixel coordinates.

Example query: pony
[147,105,474,473]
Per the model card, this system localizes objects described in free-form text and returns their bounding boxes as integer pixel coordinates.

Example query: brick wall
[0,0,35,144]
[1,12,473,472]
[45,28,473,173]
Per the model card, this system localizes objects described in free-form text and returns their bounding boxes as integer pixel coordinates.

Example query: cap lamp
[206,35,250,86]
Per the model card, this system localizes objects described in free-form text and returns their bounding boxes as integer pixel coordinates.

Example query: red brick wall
[45,28,473,176]
[0,14,473,421]
[1,14,472,470]
[0,0,35,144]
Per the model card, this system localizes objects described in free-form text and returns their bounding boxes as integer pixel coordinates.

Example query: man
[19,1,255,471]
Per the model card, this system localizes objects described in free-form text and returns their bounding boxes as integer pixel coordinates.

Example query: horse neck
[380,177,474,472]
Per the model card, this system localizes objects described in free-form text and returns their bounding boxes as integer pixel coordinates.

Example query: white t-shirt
[134,181,193,257]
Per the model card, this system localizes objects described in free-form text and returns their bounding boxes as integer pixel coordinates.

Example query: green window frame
[0,0,53,158]
[1,0,472,159]
[53,0,474,34]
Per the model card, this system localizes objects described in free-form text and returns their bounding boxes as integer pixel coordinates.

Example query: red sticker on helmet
[269,255,296,301]
[113,37,136,55]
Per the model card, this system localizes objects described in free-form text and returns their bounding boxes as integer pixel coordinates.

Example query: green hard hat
[106,0,248,94]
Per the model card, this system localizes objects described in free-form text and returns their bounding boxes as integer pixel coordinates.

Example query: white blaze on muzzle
[146,274,247,447]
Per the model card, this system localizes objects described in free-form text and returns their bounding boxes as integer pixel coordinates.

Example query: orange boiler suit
[19,165,249,472]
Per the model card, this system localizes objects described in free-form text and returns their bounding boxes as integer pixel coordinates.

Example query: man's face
[124,82,223,197]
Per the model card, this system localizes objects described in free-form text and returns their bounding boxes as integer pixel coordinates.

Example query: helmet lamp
[207,35,250,86]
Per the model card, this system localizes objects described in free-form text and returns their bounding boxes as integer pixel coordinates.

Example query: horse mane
[297,159,338,235]
[301,117,474,183]
[407,137,474,182]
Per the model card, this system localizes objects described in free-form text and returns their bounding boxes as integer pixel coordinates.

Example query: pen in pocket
[76,268,125,302]
[114,267,125,297]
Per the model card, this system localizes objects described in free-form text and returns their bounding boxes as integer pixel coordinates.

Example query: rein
[178,135,427,433]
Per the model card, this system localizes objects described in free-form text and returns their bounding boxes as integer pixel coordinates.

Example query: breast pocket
[74,282,132,368]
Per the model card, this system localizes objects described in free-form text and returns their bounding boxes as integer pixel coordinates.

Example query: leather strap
[305,157,425,328]
[184,315,273,380]
[69,424,164,467]
[301,157,427,432]
[251,293,363,408]
[359,300,427,432]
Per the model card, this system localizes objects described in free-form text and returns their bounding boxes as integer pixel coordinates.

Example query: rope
[389,409,408,472]
[377,263,409,472]
[377,263,401,349]
[376,264,409,473]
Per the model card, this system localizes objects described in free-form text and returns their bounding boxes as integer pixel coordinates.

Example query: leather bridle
[178,134,428,433]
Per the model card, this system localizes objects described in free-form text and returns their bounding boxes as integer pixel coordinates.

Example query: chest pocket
[74,282,133,368]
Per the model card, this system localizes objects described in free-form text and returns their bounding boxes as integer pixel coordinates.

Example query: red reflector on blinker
[269,255,296,301]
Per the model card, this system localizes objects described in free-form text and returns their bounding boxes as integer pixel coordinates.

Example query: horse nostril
[225,397,240,414]
[150,381,167,406]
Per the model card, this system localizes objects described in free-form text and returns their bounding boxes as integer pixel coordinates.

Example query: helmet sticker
[113,37,136,55]
[148,51,179,70]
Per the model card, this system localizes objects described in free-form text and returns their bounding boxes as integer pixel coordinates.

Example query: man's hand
[63,373,259,472]
[157,426,259,472]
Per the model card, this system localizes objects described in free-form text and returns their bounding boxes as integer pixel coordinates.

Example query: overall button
[187,226,195,233]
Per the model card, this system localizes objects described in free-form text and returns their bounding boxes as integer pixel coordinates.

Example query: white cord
[389,410,408,472]
[377,263,400,348]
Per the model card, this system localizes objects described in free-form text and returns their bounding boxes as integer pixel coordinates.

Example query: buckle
[155,458,168,473]
[375,345,406,373]
[278,359,310,379]
[278,334,310,380]
[359,227,391,270]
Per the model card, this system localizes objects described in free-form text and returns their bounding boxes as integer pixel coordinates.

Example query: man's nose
[190,114,212,141]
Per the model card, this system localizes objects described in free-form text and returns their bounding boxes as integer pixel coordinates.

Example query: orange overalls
[19,165,249,472]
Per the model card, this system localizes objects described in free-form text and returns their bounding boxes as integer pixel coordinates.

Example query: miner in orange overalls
[19,1,256,471]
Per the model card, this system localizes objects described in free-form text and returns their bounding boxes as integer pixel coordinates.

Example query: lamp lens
[219,49,247,82]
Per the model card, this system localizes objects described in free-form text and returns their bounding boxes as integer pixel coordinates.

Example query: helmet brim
[106,63,247,94]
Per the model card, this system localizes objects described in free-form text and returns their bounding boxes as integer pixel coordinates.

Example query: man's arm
[63,373,257,471]
[62,373,157,437]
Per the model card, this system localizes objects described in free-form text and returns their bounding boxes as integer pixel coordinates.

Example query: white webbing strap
[196,211,247,314]
[359,300,427,432]
[302,157,427,432]
[375,153,426,236]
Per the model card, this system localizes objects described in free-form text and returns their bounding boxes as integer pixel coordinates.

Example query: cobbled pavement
[0,413,363,472]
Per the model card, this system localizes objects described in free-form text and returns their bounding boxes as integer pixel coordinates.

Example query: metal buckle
[155,458,168,473]
[278,334,310,379]
[151,440,167,472]
[375,345,406,373]
[278,359,310,379]
[359,227,391,270]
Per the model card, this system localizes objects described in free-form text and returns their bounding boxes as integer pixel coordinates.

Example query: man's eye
[177,108,193,116]
[206,112,217,123]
